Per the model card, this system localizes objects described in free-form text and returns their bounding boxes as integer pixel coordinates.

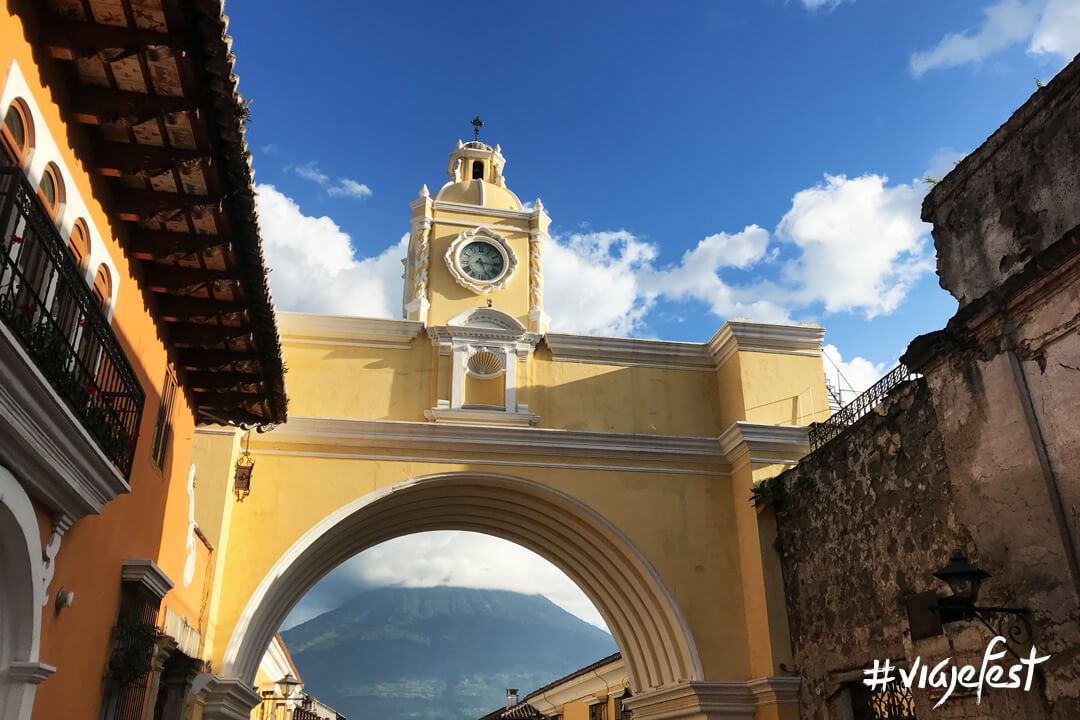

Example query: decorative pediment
[447,307,527,331]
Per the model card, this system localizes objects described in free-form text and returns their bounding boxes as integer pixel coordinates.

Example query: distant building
[252,634,347,720]
[480,654,631,720]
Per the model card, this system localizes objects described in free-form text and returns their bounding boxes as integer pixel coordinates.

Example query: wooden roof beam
[186,371,266,391]
[167,323,253,347]
[176,347,259,370]
[113,188,222,220]
[41,19,187,60]
[128,228,230,259]
[67,86,199,125]
[193,390,266,406]
[154,294,246,321]
[142,264,239,293]
[92,140,210,177]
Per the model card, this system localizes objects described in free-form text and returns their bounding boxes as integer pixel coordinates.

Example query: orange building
[0,1,286,719]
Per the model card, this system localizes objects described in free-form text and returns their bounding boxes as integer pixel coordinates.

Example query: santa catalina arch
[192,140,828,720]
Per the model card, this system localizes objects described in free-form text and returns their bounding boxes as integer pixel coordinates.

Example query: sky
[222,1,1080,630]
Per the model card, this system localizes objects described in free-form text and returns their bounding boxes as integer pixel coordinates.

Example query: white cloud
[1029,0,1080,59]
[545,231,658,336]
[256,184,404,317]
[260,170,932,334]
[294,161,330,185]
[821,343,891,405]
[282,531,608,631]
[776,174,933,318]
[328,178,373,199]
[801,0,851,11]
[911,0,1079,76]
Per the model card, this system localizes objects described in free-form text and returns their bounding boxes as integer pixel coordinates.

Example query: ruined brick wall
[923,55,1080,307]
[775,379,1063,719]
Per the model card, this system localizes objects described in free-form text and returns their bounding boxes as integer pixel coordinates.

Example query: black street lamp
[930,551,1031,652]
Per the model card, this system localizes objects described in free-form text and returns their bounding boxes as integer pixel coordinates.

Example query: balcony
[0,167,144,480]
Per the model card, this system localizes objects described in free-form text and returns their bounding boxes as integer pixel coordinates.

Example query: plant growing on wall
[749,475,813,514]
[106,612,162,687]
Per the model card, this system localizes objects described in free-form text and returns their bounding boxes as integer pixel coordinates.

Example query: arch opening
[0,466,51,720]
[222,473,703,696]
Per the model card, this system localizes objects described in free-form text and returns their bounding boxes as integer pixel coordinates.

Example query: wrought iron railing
[0,167,144,477]
[809,363,918,450]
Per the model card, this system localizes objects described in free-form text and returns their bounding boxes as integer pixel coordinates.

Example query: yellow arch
[220,471,703,693]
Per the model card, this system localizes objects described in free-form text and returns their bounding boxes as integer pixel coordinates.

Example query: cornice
[424,408,541,427]
[121,558,174,601]
[276,312,423,349]
[545,334,714,371]
[718,422,810,460]
[433,199,534,220]
[258,416,726,466]
[708,321,824,367]
[745,676,800,705]
[624,681,755,720]
[5,661,56,685]
[545,320,823,372]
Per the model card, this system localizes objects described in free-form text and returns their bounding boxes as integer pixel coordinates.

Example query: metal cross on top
[471,116,483,141]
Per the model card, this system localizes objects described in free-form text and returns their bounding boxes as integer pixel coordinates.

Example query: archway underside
[221,472,704,694]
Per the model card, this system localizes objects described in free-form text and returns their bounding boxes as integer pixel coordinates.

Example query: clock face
[459,241,505,282]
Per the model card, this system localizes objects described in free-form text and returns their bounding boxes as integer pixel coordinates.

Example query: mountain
[281,586,617,720]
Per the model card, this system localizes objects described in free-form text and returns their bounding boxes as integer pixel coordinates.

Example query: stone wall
[923,53,1080,306]
[775,379,1065,719]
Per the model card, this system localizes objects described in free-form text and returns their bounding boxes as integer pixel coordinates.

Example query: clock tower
[403,138,550,332]
[403,138,551,425]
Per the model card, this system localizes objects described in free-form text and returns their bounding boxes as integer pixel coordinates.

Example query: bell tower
[403,134,550,426]
[403,137,550,333]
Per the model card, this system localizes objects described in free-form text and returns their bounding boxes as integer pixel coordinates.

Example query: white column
[451,345,465,409]
[503,348,517,412]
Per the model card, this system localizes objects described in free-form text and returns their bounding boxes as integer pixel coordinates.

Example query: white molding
[3,662,55,685]
[444,227,519,295]
[194,675,262,720]
[121,558,174,601]
[624,681,756,720]
[432,199,533,220]
[259,416,725,466]
[708,321,824,368]
[545,320,824,372]
[434,217,529,233]
[718,422,810,461]
[545,334,714,371]
[424,407,541,427]
[745,676,800,706]
[249,449,722,476]
[276,312,422,349]
[0,322,129,522]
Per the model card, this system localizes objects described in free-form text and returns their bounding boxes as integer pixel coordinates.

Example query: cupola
[436,139,523,210]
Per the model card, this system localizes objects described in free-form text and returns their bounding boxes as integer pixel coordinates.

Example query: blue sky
[223,1,1079,628]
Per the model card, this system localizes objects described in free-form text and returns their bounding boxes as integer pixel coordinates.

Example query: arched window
[92,264,112,309]
[68,219,90,271]
[38,163,64,219]
[1,99,31,166]
[471,160,484,180]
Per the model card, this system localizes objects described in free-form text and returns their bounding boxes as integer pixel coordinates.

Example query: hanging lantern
[233,430,254,502]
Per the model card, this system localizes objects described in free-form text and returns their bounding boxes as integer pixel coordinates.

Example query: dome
[435,179,523,210]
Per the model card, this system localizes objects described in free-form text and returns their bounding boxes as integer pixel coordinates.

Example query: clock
[460,241,505,282]
[445,227,518,294]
